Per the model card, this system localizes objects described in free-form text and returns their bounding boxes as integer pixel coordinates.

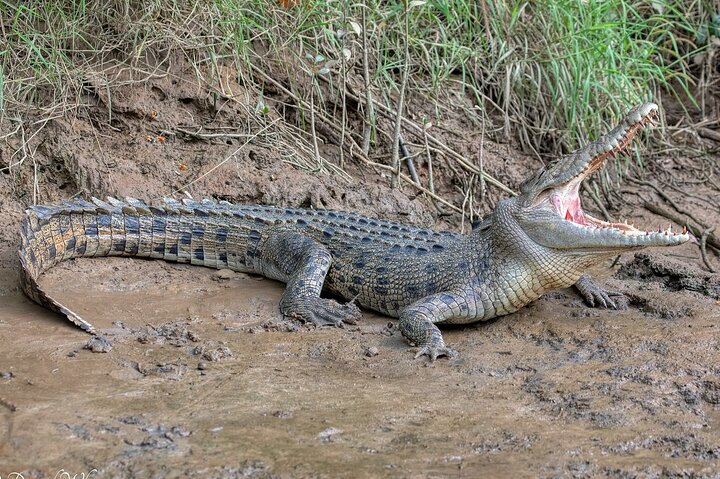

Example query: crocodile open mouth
[543,104,684,238]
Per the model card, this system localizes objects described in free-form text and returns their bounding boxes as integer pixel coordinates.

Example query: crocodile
[18,102,689,359]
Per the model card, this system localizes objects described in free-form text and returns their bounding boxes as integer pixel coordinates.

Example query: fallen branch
[399,135,420,185]
[697,127,720,143]
[177,127,252,140]
[700,227,717,273]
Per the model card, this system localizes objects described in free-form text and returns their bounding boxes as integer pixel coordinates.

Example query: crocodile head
[509,102,689,253]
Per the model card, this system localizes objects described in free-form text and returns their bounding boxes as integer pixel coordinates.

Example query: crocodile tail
[19,201,97,332]
[18,196,244,332]
[18,196,182,333]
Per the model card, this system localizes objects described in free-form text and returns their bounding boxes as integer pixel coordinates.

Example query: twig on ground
[0,120,21,141]
[176,127,252,140]
[697,127,720,143]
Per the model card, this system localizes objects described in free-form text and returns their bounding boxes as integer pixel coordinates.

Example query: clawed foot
[582,288,626,309]
[413,342,458,361]
[399,309,458,361]
[575,275,627,310]
[281,296,361,327]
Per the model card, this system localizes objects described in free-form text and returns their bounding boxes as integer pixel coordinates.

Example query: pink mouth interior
[547,175,652,236]
[538,106,665,233]
[550,181,586,225]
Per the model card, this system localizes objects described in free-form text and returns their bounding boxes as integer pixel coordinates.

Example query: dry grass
[0,0,717,215]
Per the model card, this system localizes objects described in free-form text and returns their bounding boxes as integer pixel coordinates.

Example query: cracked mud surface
[1,58,719,478]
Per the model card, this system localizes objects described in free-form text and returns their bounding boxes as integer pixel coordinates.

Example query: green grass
[480,0,708,154]
[0,0,715,160]
[213,0,714,157]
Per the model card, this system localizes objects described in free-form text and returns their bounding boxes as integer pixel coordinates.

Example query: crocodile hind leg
[258,229,360,326]
[574,274,626,309]
[399,291,473,361]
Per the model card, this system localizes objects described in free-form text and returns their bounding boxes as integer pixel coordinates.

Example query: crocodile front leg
[399,291,474,361]
[258,229,360,326]
[574,274,625,309]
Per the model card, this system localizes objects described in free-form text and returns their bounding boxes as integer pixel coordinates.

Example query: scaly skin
[18,103,690,360]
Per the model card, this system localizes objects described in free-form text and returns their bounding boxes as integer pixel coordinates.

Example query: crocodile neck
[461,199,589,316]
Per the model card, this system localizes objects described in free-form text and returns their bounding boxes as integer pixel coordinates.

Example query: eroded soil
[1,57,719,478]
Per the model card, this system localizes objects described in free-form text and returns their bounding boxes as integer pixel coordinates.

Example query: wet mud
[1,255,719,478]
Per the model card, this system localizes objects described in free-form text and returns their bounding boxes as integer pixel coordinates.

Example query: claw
[281,296,361,327]
[576,275,626,311]
[413,344,457,361]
